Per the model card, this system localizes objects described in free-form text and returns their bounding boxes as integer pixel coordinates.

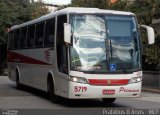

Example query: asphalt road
[0,76,160,115]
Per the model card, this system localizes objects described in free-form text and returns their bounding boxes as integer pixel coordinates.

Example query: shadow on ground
[10,84,127,108]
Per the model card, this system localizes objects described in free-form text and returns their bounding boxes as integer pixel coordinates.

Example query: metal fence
[143,71,160,89]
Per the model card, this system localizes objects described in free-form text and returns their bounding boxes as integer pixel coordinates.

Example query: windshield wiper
[82,70,95,74]
[108,38,128,73]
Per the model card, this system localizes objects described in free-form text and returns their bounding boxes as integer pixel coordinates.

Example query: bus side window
[10,31,15,49]
[35,22,45,47]
[26,25,35,48]
[8,32,10,50]
[8,31,14,50]
[56,15,68,74]
[20,27,27,49]
[14,29,20,49]
[44,19,55,47]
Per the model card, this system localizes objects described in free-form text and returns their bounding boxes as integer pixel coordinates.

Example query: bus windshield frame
[69,13,141,74]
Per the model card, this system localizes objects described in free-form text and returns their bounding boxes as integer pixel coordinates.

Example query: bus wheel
[102,98,116,103]
[47,78,58,103]
[16,71,22,89]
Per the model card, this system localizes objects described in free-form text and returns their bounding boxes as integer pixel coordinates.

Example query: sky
[35,0,71,5]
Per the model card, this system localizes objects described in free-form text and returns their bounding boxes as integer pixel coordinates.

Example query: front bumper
[68,81,142,99]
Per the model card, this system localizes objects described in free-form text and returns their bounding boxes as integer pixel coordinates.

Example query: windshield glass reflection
[106,16,140,71]
[70,14,141,73]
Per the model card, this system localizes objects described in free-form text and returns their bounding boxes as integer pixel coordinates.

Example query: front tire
[47,78,58,103]
[102,98,116,103]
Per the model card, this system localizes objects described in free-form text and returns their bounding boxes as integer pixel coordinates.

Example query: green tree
[0,0,49,45]
[71,0,110,9]
[31,0,50,19]
[0,0,32,44]
[110,0,127,10]
[0,0,50,74]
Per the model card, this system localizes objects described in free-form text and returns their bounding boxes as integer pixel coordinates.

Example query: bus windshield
[70,14,141,73]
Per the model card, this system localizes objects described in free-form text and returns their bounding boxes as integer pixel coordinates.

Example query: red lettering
[119,87,139,93]
[74,86,87,92]
[102,89,115,95]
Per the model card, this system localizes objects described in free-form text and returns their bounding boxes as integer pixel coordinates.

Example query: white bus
[8,7,155,103]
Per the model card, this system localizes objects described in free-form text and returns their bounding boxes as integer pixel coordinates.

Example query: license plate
[102,89,115,95]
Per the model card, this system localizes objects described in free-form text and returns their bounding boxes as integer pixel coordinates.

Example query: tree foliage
[123,0,160,70]
[71,0,110,9]
[0,0,49,45]
[31,0,50,19]
[0,0,49,72]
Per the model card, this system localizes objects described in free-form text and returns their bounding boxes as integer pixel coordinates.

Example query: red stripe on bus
[8,51,51,65]
[88,79,129,86]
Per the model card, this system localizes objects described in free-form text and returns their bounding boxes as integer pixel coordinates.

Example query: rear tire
[47,78,58,103]
[16,70,22,89]
[102,98,116,103]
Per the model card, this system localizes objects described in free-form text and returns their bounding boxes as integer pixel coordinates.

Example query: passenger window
[35,22,45,47]
[20,27,27,49]
[44,19,55,47]
[8,31,14,49]
[10,31,15,49]
[14,29,20,49]
[26,25,35,48]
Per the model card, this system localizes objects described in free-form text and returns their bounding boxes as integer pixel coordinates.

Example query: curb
[142,88,160,94]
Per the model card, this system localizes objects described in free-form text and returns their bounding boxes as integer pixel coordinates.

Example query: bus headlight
[69,76,88,84]
[129,77,142,84]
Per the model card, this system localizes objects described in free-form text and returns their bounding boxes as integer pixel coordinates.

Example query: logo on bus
[119,87,139,93]
[44,49,50,62]
[107,80,111,85]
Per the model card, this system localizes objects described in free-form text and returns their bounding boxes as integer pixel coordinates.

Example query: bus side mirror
[140,25,155,44]
[64,23,71,44]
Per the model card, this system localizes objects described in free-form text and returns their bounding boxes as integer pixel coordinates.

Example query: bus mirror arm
[64,23,71,44]
[140,25,155,44]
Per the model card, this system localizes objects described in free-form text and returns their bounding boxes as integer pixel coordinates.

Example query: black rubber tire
[47,79,58,103]
[102,98,116,103]
[16,71,22,89]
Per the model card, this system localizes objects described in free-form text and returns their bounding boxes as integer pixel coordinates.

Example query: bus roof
[10,7,135,30]
[59,7,135,15]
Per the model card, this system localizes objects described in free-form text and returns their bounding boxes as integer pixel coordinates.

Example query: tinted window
[26,25,35,48]
[14,29,20,49]
[20,27,27,48]
[35,22,45,47]
[8,31,14,49]
[57,15,67,45]
[44,19,55,47]
[56,15,67,73]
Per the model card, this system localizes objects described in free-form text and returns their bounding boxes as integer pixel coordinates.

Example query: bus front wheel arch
[47,74,58,103]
